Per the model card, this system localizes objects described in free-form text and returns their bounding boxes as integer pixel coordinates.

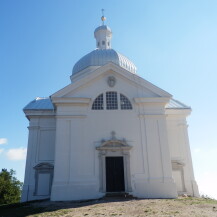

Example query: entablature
[24,110,55,121]
[134,97,170,105]
[51,97,91,106]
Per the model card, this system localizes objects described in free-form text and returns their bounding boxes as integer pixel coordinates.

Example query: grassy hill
[0,196,217,217]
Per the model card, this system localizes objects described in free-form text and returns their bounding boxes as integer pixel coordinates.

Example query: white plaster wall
[65,70,159,99]
[51,71,177,200]
[166,113,199,197]
[21,116,56,202]
[22,66,198,201]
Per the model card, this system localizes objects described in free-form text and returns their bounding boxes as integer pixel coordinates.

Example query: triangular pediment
[51,62,172,99]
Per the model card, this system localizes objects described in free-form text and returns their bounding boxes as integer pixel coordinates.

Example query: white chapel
[21,17,199,202]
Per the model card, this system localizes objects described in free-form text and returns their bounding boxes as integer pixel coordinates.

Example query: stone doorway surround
[172,159,186,194]
[96,132,132,193]
[33,162,54,196]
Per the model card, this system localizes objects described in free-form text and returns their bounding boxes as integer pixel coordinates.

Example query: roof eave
[24,109,56,121]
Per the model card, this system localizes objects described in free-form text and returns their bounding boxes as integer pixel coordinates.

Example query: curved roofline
[94,25,112,34]
[72,49,137,76]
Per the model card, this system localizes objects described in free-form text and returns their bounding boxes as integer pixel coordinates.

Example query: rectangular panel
[145,118,163,178]
[54,119,70,182]
[70,118,94,179]
[37,173,50,196]
[38,130,55,161]
[172,170,184,192]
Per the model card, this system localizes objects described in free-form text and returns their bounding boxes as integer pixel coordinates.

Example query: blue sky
[0,0,217,199]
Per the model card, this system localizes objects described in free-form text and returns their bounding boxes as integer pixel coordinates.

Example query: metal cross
[101,9,106,25]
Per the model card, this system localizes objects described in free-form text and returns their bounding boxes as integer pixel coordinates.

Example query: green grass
[175,197,217,205]
[0,197,217,217]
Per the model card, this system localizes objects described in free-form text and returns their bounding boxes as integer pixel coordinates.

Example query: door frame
[172,160,186,194]
[96,137,132,193]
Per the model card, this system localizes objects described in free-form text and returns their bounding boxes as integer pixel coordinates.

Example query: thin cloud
[0,138,7,145]
[193,148,201,153]
[6,147,27,160]
[0,148,4,154]
[198,172,217,199]
[193,146,217,199]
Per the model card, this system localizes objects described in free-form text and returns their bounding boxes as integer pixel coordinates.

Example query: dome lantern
[94,25,112,49]
[71,13,137,79]
[94,10,112,49]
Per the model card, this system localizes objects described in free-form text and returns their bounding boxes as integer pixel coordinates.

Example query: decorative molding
[96,132,132,151]
[52,62,172,99]
[138,114,166,118]
[55,115,87,119]
[52,97,91,105]
[34,163,54,197]
[172,159,185,167]
[134,97,170,104]
[107,76,116,87]
[172,161,186,193]
[24,111,55,120]
[39,127,56,130]
[28,126,40,130]
[96,132,132,193]
[34,162,54,170]
[165,109,191,116]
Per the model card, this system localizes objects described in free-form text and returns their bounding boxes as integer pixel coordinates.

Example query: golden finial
[101,9,106,25]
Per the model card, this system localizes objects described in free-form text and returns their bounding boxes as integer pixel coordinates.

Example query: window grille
[92,94,104,110]
[120,94,132,110]
[106,92,118,110]
[92,92,132,110]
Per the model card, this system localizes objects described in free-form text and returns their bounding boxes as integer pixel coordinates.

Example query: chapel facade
[21,19,199,202]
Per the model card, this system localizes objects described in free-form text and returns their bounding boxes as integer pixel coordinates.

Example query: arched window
[92,92,132,110]
[120,94,132,110]
[92,94,104,110]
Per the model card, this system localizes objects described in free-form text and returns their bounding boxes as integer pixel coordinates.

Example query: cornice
[134,97,170,104]
[51,97,91,105]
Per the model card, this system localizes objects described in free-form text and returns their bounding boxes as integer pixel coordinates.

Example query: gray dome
[72,49,137,75]
[94,25,112,34]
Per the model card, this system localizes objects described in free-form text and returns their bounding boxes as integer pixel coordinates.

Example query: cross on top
[101,9,106,25]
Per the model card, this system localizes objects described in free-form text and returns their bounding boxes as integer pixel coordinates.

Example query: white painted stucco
[21,23,199,202]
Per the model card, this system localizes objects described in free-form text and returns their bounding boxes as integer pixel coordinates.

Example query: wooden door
[106,157,125,192]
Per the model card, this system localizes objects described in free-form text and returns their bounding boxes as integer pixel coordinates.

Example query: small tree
[0,169,23,204]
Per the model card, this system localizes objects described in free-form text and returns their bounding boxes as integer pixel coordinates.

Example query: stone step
[105,192,136,199]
